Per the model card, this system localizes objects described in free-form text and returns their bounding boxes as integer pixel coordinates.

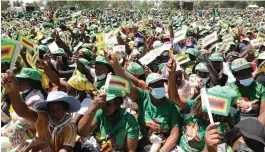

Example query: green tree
[1,1,10,10]
[13,0,23,7]
[25,1,43,7]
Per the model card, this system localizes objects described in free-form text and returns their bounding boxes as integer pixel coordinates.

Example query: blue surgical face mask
[96,73,106,81]
[239,77,254,86]
[151,87,166,99]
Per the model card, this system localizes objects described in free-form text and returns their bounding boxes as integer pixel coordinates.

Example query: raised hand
[204,122,222,152]
[1,71,18,93]
[104,51,119,65]
[166,57,176,74]
[91,93,107,110]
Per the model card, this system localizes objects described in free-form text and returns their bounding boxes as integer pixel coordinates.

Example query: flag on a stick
[105,75,130,95]
[202,92,231,116]
[18,35,35,52]
[1,38,22,70]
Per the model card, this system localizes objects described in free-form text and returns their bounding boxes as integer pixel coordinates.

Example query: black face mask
[234,142,255,152]
[235,141,264,152]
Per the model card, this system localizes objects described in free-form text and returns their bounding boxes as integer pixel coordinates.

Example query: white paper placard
[73,41,84,52]
[47,41,59,54]
[173,28,188,43]
[202,31,218,48]
[113,45,125,53]
[155,27,163,33]
[139,50,157,65]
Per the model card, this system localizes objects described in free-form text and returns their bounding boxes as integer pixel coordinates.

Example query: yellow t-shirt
[34,112,77,151]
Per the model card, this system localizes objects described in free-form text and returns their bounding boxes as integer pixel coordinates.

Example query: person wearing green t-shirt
[78,92,139,152]
[91,56,115,89]
[229,58,265,125]
[167,58,239,152]
[104,53,181,152]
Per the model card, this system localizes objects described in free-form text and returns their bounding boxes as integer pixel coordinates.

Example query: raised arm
[78,93,105,137]
[37,54,67,88]
[202,60,218,86]
[167,58,187,110]
[258,99,265,125]
[104,52,139,101]
[1,71,38,123]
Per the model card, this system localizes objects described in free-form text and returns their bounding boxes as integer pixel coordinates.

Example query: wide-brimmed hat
[34,91,81,113]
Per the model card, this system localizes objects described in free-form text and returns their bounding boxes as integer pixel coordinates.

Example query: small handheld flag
[105,75,130,95]
[1,38,23,70]
[18,35,35,53]
[202,92,231,117]
[200,87,214,124]
[26,51,36,69]
[222,33,234,42]
[202,31,218,48]
[173,28,188,43]
[217,43,230,54]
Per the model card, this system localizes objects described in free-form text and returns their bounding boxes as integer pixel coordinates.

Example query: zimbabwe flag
[1,38,21,63]
[105,75,130,95]
[18,35,35,52]
[202,92,231,116]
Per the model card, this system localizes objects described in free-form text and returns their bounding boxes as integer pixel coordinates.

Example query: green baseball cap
[38,45,49,53]
[210,53,224,62]
[126,62,144,76]
[69,58,90,68]
[231,58,250,72]
[51,48,65,55]
[185,48,201,58]
[146,73,167,87]
[100,85,123,101]
[80,48,94,57]
[95,56,110,65]
[208,85,237,100]
[195,63,209,73]
[16,68,41,81]
[79,58,90,65]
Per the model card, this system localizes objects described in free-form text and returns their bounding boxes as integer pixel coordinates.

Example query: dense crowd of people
[1,7,265,152]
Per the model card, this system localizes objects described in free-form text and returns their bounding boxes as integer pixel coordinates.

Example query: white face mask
[96,73,107,80]
[151,87,166,99]
[239,77,254,86]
